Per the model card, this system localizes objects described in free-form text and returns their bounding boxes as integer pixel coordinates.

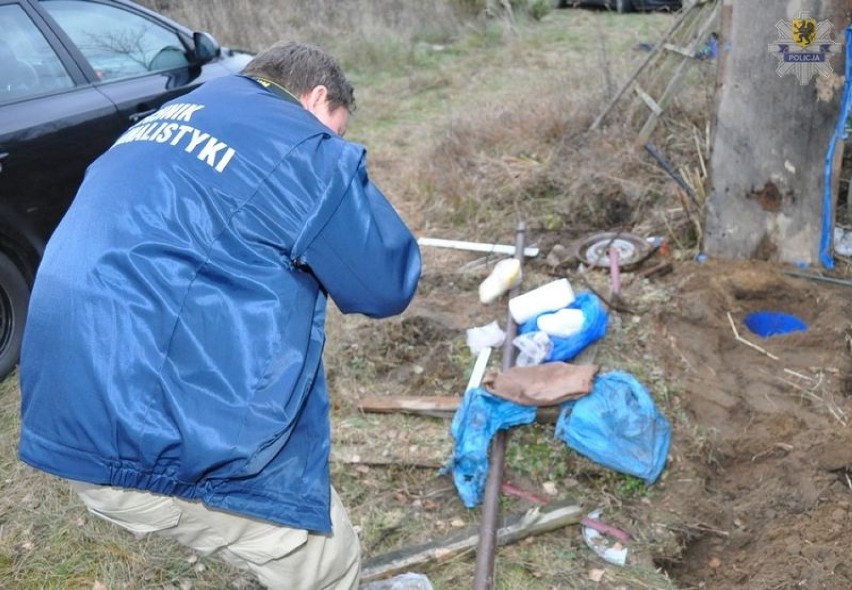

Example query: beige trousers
[70,481,360,590]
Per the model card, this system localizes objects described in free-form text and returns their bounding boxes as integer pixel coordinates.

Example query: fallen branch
[750,442,794,462]
[779,375,847,425]
[783,367,816,382]
[726,312,779,361]
[360,500,584,583]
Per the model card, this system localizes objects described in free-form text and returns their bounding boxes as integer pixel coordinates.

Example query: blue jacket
[18,75,421,533]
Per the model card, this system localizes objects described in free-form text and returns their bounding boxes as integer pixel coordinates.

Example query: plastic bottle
[478,258,522,304]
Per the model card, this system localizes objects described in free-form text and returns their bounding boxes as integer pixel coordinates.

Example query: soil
[333,246,852,589]
[648,258,852,589]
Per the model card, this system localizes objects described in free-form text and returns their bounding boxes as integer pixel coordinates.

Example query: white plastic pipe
[418,237,539,258]
[465,347,493,392]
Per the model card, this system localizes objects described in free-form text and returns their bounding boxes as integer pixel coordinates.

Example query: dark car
[558,0,682,12]
[0,0,253,378]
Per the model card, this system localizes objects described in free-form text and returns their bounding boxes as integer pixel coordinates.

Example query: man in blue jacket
[18,41,421,589]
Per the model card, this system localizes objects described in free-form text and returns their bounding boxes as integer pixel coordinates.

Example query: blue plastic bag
[518,292,608,362]
[448,387,537,508]
[555,371,670,485]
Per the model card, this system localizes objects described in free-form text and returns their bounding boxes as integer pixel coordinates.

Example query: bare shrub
[415,67,670,240]
[414,36,714,249]
[137,0,467,64]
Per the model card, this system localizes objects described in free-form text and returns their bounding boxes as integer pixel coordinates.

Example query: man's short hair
[242,41,355,113]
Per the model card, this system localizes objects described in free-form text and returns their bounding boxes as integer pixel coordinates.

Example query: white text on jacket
[112,103,236,173]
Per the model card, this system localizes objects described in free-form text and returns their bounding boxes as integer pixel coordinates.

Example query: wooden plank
[636,2,720,146]
[589,2,700,130]
[359,396,462,418]
[361,500,584,583]
[634,85,663,116]
[357,395,561,423]
[592,0,720,134]
[635,57,691,146]
[662,43,696,58]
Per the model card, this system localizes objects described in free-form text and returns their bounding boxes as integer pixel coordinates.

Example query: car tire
[615,0,633,12]
[0,252,29,380]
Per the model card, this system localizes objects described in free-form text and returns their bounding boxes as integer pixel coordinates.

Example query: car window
[0,4,74,104]
[41,0,191,81]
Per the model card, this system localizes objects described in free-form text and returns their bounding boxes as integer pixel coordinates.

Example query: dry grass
[140,0,468,63]
[0,2,714,588]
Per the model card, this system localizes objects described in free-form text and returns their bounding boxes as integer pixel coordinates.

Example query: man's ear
[301,85,328,112]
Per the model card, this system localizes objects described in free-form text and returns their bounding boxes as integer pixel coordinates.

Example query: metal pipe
[609,247,621,295]
[643,142,699,207]
[783,269,852,288]
[473,221,526,590]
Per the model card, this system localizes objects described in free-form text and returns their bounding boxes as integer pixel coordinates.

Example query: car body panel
[1,88,126,256]
[0,0,253,260]
[96,60,248,125]
[0,0,253,377]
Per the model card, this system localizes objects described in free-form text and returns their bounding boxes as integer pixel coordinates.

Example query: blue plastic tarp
[555,371,670,485]
[448,386,537,508]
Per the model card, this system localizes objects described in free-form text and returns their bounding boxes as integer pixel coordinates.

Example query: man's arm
[295,161,421,318]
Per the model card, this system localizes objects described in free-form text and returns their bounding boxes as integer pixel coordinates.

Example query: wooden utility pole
[705,0,848,264]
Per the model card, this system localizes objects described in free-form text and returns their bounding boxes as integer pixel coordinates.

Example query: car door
[0,0,126,253]
[38,0,232,127]
[0,0,251,382]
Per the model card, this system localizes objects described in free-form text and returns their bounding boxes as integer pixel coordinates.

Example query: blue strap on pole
[821,26,852,268]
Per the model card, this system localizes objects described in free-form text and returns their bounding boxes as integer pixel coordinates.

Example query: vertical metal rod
[473,221,526,590]
[609,248,621,296]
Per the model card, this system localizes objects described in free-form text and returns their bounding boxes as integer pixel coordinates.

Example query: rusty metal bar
[473,221,526,590]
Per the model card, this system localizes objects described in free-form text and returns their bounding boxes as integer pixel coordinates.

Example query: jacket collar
[245,75,301,106]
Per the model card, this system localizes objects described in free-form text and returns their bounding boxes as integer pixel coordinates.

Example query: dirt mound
[650,259,852,588]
